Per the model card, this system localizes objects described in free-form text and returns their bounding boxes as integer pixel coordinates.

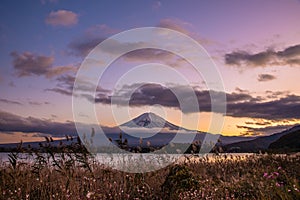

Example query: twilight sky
[1,0,300,143]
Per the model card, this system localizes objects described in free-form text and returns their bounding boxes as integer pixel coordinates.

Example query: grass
[0,140,299,199]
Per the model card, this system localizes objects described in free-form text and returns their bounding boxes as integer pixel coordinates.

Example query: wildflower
[276,182,281,187]
[273,172,279,176]
[86,191,94,198]
[263,172,268,177]
[267,174,273,179]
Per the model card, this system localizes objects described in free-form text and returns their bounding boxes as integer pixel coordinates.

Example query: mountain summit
[120,112,181,130]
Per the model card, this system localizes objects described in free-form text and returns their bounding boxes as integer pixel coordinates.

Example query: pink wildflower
[276,182,281,187]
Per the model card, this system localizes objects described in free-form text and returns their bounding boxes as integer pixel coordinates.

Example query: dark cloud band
[225,44,300,67]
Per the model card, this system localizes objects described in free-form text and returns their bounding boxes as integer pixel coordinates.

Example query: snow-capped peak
[120,112,180,130]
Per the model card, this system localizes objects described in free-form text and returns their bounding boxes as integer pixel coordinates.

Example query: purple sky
[1,0,300,143]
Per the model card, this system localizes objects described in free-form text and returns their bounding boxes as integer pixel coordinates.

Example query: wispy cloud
[45,10,78,27]
[68,37,105,57]
[10,51,76,78]
[85,24,119,36]
[257,74,276,82]
[157,18,213,45]
[45,74,110,96]
[68,24,119,57]
[245,120,271,126]
[237,124,295,136]
[68,19,213,60]
[0,98,22,105]
[28,101,50,106]
[158,18,193,35]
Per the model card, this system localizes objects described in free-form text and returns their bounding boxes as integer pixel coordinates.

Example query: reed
[0,138,299,199]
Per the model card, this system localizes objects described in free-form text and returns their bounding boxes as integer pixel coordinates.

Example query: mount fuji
[114,112,255,146]
[120,112,185,131]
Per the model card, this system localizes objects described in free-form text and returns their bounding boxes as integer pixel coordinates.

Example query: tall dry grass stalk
[0,137,299,199]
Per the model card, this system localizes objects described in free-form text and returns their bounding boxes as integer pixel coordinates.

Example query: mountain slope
[120,112,185,130]
[118,112,255,145]
[225,125,300,152]
[269,130,300,152]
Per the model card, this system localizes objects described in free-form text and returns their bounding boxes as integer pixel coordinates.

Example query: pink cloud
[45,10,78,27]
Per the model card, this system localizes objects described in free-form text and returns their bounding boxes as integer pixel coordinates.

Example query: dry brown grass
[0,151,299,200]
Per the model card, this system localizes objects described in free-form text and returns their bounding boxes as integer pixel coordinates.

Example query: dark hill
[269,130,300,152]
[225,125,300,152]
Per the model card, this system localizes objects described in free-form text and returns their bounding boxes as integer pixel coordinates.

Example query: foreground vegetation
[0,141,299,200]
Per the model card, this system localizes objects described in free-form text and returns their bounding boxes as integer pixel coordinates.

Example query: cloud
[244,120,271,126]
[10,51,75,78]
[45,65,76,78]
[68,37,105,57]
[11,51,53,76]
[235,87,249,93]
[28,101,50,106]
[85,24,119,36]
[79,83,300,121]
[257,74,276,82]
[227,95,300,120]
[236,124,295,136]
[45,74,110,96]
[118,19,214,64]
[68,19,212,59]
[69,37,150,59]
[158,18,213,45]
[122,49,190,68]
[68,24,119,57]
[45,88,73,96]
[0,110,120,137]
[225,50,275,66]
[0,98,22,105]
[225,44,300,67]
[158,18,193,36]
[0,110,77,136]
[265,90,290,99]
[106,83,256,108]
[45,10,78,27]
[124,49,174,62]
[93,83,239,112]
